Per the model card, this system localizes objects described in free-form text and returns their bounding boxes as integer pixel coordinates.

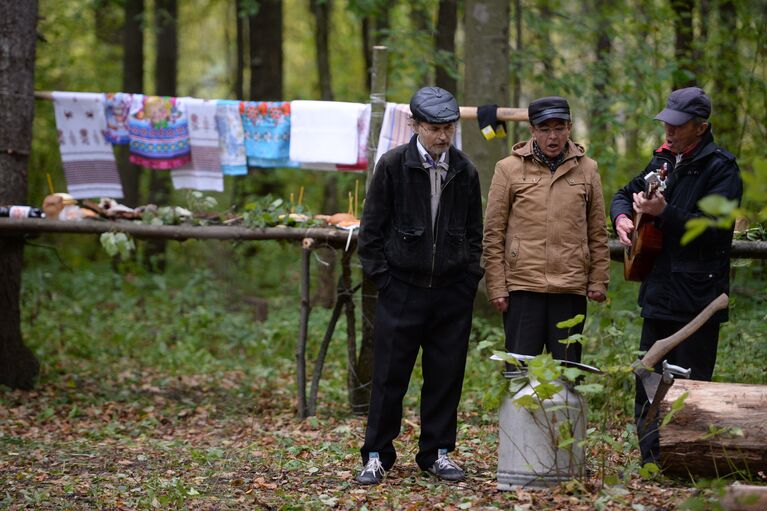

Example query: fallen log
[721,485,767,511]
[659,379,767,479]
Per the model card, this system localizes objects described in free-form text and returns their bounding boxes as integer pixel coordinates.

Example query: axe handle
[641,293,729,369]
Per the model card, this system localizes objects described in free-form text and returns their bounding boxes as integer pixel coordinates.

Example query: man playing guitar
[610,87,742,468]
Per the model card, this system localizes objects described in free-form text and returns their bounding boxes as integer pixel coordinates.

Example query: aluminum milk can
[497,369,587,490]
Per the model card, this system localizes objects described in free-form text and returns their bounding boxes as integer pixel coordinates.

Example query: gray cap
[654,87,711,126]
[410,87,460,124]
[528,96,571,125]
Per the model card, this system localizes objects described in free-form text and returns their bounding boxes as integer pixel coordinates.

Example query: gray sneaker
[355,453,385,485]
[427,449,465,482]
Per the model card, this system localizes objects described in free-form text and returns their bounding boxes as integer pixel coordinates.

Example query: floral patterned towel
[128,95,192,169]
[240,101,297,168]
[104,92,134,145]
[215,100,247,176]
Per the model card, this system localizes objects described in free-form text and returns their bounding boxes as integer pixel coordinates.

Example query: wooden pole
[459,106,528,122]
[296,238,314,419]
[0,219,355,246]
[366,46,388,191]
[352,45,389,415]
[34,91,529,122]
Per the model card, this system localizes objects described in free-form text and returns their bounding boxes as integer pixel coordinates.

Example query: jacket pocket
[395,225,425,242]
[388,225,426,269]
[506,236,521,270]
[580,239,590,274]
[668,260,723,313]
[444,228,468,268]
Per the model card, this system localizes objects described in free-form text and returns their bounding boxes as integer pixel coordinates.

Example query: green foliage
[682,195,743,246]
[242,195,325,228]
[660,391,688,428]
[99,232,135,258]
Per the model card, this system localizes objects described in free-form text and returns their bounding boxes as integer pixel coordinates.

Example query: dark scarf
[532,140,567,172]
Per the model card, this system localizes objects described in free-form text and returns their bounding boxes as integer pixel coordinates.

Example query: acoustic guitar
[623,163,668,282]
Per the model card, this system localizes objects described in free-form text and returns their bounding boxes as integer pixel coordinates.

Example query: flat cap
[654,87,711,126]
[528,96,571,125]
[410,87,460,124]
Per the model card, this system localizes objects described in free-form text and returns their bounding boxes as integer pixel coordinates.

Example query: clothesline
[34,89,528,205]
[34,91,529,122]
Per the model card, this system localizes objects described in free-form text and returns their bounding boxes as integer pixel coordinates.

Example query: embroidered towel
[128,95,192,169]
[289,100,363,165]
[52,91,124,199]
[374,103,463,165]
[171,98,224,192]
[103,92,134,144]
[240,101,297,168]
[303,104,371,172]
[337,103,371,172]
[215,100,247,176]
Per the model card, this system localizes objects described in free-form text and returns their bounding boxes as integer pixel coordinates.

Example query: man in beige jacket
[482,96,610,362]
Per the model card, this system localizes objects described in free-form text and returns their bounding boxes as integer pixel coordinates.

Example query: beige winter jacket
[482,139,610,300]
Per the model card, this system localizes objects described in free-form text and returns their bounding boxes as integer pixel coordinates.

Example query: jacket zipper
[428,170,459,288]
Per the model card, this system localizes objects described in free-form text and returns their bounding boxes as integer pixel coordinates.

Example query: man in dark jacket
[354,87,483,485]
[610,87,742,466]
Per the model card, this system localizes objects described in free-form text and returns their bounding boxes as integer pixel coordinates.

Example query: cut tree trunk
[659,379,767,479]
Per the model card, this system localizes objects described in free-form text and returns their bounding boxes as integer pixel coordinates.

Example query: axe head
[631,359,662,404]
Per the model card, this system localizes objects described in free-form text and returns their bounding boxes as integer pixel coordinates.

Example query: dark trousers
[503,291,587,363]
[635,317,720,465]
[360,276,475,471]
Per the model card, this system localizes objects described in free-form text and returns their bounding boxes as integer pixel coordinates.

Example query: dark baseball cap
[528,96,571,125]
[654,87,711,126]
[410,87,460,124]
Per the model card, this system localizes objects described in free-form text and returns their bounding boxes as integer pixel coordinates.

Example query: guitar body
[623,163,669,282]
[624,213,663,281]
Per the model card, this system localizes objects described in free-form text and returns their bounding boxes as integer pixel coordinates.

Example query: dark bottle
[0,206,46,218]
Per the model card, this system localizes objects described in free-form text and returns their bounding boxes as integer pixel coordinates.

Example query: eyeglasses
[419,123,456,136]
[534,125,569,135]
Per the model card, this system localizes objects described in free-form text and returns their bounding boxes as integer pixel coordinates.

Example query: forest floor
[4,258,766,510]
[2,365,700,511]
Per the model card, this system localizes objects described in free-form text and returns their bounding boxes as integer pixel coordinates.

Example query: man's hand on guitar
[615,214,635,247]
[632,191,667,217]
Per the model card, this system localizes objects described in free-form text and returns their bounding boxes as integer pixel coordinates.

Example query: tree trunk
[659,379,767,479]
[463,0,510,201]
[361,3,390,92]
[309,0,337,309]
[248,0,283,100]
[510,0,522,142]
[234,0,245,100]
[435,0,457,93]
[589,0,613,161]
[712,0,739,150]
[671,0,696,88]
[410,2,432,86]
[145,0,178,272]
[311,0,333,101]
[0,0,40,390]
[119,0,145,208]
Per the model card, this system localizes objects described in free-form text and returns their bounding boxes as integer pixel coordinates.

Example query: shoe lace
[362,457,384,477]
[435,454,460,472]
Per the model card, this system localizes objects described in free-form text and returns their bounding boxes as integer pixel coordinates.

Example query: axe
[632,293,729,405]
